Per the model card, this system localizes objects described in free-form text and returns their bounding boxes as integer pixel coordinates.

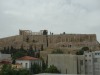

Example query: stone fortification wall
[0,30,99,51]
[18,33,99,51]
[0,35,23,50]
[47,34,98,50]
[48,34,96,43]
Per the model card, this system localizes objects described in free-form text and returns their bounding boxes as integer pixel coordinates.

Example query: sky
[0,0,100,41]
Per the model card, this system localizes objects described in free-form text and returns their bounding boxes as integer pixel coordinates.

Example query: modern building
[45,51,100,75]
[84,51,100,75]
[77,55,85,74]
[48,54,85,74]
[16,56,42,69]
[0,52,12,70]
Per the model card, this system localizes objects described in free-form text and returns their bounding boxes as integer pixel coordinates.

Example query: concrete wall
[48,54,78,74]
[77,55,85,74]
[0,52,11,61]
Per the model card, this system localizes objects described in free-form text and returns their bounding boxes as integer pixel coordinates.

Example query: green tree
[39,57,47,72]
[28,45,35,57]
[31,63,42,74]
[18,69,31,75]
[45,65,60,73]
[0,64,12,75]
[76,47,89,55]
[82,47,89,51]
[0,64,31,75]
[12,50,27,60]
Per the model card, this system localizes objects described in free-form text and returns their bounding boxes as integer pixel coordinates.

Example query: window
[95,53,100,55]
[25,63,28,68]
[94,58,97,62]
[95,53,98,55]
[31,62,32,66]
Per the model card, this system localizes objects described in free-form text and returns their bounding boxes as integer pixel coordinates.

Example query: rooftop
[17,56,39,60]
[0,60,11,64]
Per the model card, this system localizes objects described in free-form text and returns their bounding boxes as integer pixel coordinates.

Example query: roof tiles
[17,56,39,60]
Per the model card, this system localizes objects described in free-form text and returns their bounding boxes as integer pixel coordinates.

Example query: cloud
[0,0,100,41]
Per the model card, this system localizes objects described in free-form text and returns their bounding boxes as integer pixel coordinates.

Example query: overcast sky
[0,0,100,41]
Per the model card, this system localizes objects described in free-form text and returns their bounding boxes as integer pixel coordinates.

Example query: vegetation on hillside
[1,45,40,60]
[76,47,89,55]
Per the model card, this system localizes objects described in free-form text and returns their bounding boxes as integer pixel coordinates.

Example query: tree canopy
[76,47,89,55]
[0,64,31,75]
[45,65,60,73]
[31,63,42,74]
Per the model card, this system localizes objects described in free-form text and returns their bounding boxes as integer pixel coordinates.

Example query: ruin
[0,30,100,54]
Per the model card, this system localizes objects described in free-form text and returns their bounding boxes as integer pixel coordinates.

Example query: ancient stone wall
[0,30,99,52]
[47,34,99,50]
[0,35,23,50]
[19,29,48,36]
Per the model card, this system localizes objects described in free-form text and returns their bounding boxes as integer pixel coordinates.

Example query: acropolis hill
[0,30,100,54]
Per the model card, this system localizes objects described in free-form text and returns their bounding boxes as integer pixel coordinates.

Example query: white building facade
[16,56,42,69]
[84,51,100,75]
